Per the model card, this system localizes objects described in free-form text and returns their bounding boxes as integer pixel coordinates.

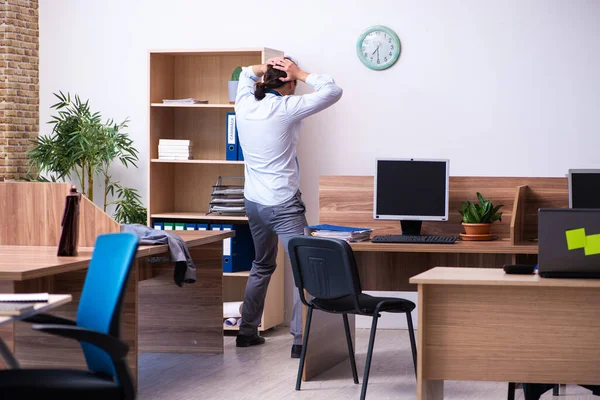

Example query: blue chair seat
[312,293,415,314]
[0,369,121,398]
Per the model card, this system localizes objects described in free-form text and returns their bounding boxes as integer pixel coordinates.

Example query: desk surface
[351,238,538,254]
[410,266,600,288]
[0,294,72,326]
[0,230,234,281]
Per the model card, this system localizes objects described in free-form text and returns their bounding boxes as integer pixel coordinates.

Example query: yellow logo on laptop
[566,228,600,256]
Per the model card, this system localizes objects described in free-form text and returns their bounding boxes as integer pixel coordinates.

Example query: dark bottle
[57,185,81,256]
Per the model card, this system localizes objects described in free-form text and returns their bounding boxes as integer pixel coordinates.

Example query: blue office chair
[0,232,139,399]
[289,236,417,400]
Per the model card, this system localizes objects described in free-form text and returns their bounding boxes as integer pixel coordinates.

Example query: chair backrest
[288,236,362,306]
[76,232,138,379]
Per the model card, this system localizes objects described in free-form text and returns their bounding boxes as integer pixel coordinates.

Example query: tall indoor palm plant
[27,92,147,224]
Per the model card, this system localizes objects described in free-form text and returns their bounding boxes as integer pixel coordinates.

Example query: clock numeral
[385,34,387,38]
[390,45,394,50]
[389,39,392,43]
[364,40,369,45]
[370,57,373,62]
[384,57,388,62]
[376,32,380,36]
[364,53,368,57]
[389,52,393,56]
[377,60,380,64]
[362,46,365,52]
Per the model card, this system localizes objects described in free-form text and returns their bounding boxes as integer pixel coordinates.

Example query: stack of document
[208,177,246,215]
[158,139,192,160]
[307,224,373,242]
[161,98,208,105]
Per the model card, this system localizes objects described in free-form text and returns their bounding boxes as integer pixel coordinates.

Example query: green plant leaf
[467,202,481,223]
[477,192,485,205]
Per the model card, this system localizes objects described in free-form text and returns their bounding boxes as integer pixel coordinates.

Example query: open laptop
[538,208,600,278]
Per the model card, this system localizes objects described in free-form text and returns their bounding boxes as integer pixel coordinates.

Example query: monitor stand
[401,220,422,236]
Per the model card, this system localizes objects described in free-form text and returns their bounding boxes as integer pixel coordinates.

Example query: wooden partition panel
[319,176,568,240]
[0,182,120,246]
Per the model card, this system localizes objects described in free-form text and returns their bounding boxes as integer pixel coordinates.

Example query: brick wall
[0,0,39,179]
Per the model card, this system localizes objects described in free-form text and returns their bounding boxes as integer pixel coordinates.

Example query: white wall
[40,0,600,327]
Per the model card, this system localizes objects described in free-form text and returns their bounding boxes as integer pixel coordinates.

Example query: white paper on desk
[0,293,49,302]
[223,301,243,318]
[224,317,239,327]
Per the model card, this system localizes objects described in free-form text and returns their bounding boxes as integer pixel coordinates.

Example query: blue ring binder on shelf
[226,112,238,161]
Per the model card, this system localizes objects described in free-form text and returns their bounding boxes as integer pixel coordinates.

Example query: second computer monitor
[374,158,449,235]
[569,169,600,209]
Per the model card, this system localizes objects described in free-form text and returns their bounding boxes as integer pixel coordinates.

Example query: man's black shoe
[236,333,265,348]
[291,344,302,359]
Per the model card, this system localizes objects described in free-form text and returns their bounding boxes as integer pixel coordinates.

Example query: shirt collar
[266,89,283,97]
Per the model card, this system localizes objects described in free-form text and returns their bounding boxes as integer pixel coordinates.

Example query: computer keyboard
[371,235,457,244]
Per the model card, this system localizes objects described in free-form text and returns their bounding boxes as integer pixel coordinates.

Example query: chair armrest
[22,313,77,325]
[31,324,129,360]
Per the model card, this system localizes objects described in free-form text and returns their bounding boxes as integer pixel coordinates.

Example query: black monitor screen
[571,172,600,209]
[375,160,448,219]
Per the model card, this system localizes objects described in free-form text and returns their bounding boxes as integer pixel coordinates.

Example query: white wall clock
[356,25,401,70]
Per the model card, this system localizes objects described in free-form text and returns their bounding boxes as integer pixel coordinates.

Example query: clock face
[356,25,401,70]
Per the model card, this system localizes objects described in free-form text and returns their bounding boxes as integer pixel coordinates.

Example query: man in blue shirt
[234,57,342,358]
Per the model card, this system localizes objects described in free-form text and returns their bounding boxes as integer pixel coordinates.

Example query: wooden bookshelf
[148,48,285,332]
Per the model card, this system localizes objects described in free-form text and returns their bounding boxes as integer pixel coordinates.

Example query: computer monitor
[374,158,449,236]
[568,169,600,209]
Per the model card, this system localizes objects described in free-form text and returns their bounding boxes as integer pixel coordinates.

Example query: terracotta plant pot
[462,223,492,236]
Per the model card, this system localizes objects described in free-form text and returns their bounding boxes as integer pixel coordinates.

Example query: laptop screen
[538,208,600,277]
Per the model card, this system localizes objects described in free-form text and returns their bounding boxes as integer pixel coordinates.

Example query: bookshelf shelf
[151,159,244,165]
[151,103,234,108]
[151,212,248,222]
[223,271,251,277]
[149,48,285,333]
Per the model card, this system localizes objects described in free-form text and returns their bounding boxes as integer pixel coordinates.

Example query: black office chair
[510,383,600,400]
[288,236,417,400]
[0,233,138,399]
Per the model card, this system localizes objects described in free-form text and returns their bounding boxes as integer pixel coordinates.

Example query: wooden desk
[301,240,538,381]
[0,230,234,383]
[302,175,568,381]
[410,267,600,400]
[0,294,72,369]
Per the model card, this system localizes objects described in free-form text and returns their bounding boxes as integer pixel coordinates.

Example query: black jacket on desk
[121,224,196,287]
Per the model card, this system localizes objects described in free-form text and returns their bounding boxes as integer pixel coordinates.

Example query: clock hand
[371,45,380,56]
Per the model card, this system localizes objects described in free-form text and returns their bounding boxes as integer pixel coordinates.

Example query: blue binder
[153,222,164,230]
[221,224,254,273]
[185,223,197,230]
[237,129,244,161]
[226,112,238,161]
[197,224,208,231]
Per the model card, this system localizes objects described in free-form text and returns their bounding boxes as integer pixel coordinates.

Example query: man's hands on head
[273,58,309,83]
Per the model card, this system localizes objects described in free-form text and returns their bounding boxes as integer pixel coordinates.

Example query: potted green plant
[459,192,504,238]
[26,91,147,225]
[228,66,242,104]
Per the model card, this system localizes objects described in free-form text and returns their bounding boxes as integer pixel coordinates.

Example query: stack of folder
[158,139,192,160]
[306,224,373,242]
[208,176,246,215]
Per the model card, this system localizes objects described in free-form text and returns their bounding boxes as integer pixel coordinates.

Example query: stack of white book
[158,139,192,160]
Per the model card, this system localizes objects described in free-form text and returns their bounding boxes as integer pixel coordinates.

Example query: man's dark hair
[255,57,298,101]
